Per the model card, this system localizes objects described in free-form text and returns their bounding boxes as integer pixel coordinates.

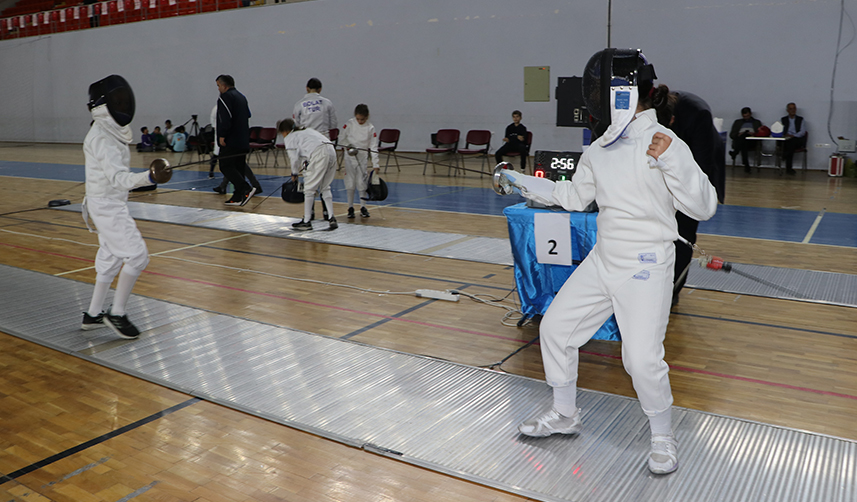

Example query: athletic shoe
[292,220,312,231]
[360,207,370,218]
[253,187,263,196]
[104,311,140,340]
[648,433,679,474]
[81,311,104,330]
[347,207,355,219]
[208,172,215,179]
[327,217,338,231]
[213,186,225,194]
[239,187,257,207]
[518,408,582,437]
[224,198,242,206]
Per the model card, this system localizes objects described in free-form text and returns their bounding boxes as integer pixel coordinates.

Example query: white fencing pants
[302,144,337,222]
[83,197,149,283]
[343,151,368,208]
[539,243,675,416]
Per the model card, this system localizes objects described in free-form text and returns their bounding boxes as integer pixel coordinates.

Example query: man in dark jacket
[663,91,726,306]
[729,107,762,173]
[781,102,807,175]
[494,110,529,170]
[216,74,255,206]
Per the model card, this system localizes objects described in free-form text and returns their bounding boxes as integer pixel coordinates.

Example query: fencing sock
[552,385,578,417]
[321,191,334,221]
[110,267,141,316]
[303,196,314,222]
[88,280,111,316]
[648,407,673,436]
[347,190,355,208]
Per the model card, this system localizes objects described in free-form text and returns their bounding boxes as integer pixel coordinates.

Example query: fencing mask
[87,75,135,127]
[582,49,656,147]
[363,171,388,201]
[281,178,305,203]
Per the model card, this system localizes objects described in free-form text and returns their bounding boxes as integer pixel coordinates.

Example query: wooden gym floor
[0,143,855,501]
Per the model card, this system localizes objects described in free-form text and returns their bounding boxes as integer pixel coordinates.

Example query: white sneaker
[518,408,582,437]
[648,433,679,474]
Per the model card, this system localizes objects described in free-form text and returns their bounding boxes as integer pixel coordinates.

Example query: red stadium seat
[49,10,60,33]
[66,7,82,31]
[178,0,198,16]
[22,14,36,37]
[218,0,240,11]
[107,0,123,25]
[99,2,109,25]
[201,0,217,12]
[126,0,142,23]
[161,0,179,17]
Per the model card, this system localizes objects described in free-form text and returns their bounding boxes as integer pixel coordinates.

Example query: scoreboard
[532,150,582,181]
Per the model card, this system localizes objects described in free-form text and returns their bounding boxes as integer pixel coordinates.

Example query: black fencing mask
[582,49,656,146]
[88,75,135,127]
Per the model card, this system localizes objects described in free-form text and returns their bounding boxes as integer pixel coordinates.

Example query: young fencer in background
[506,50,717,474]
[81,75,172,339]
[278,118,338,231]
[340,104,380,219]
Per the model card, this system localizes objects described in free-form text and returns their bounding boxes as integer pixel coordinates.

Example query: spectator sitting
[136,127,153,152]
[728,107,762,173]
[151,126,168,151]
[494,110,529,171]
[171,126,187,152]
[164,119,174,144]
[781,102,807,175]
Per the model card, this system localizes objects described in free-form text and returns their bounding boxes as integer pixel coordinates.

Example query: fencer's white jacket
[283,127,332,176]
[292,92,337,138]
[340,117,380,169]
[84,105,152,200]
[552,109,717,268]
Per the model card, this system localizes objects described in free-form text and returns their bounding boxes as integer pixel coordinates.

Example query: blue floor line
[3,159,857,247]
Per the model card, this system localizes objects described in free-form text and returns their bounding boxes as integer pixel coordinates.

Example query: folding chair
[423,129,460,175]
[458,130,491,176]
[378,129,401,173]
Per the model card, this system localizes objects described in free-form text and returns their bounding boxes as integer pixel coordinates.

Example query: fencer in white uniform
[512,49,718,475]
[278,118,338,231]
[292,78,337,140]
[340,105,380,218]
[81,75,159,339]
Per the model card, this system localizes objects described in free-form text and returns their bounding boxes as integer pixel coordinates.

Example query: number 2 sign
[534,213,572,265]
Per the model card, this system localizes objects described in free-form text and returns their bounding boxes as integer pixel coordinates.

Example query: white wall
[1,0,854,169]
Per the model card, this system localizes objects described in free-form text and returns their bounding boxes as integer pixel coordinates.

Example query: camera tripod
[178,115,208,166]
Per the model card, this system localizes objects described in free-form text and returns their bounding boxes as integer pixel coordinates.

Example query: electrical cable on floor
[480,334,540,373]
[447,288,526,327]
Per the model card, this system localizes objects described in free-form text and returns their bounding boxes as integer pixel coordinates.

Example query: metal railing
[0,0,255,40]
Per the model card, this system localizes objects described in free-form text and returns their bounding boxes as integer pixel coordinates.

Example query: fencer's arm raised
[649,131,717,221]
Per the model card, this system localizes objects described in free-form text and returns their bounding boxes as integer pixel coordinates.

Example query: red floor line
[579,349,857,401]
[144,270,527,343]
[10,241,853,402]
[2,241,531,344]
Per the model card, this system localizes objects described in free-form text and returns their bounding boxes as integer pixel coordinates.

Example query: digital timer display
[533,150,582,182]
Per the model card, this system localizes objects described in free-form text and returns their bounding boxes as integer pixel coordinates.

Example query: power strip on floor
[415,289,460,302]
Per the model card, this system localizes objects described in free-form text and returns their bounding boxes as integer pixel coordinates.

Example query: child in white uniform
[278,118,338,231]
[81,75,160,339]
[339,104,380,218]
[511,51,717,475]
